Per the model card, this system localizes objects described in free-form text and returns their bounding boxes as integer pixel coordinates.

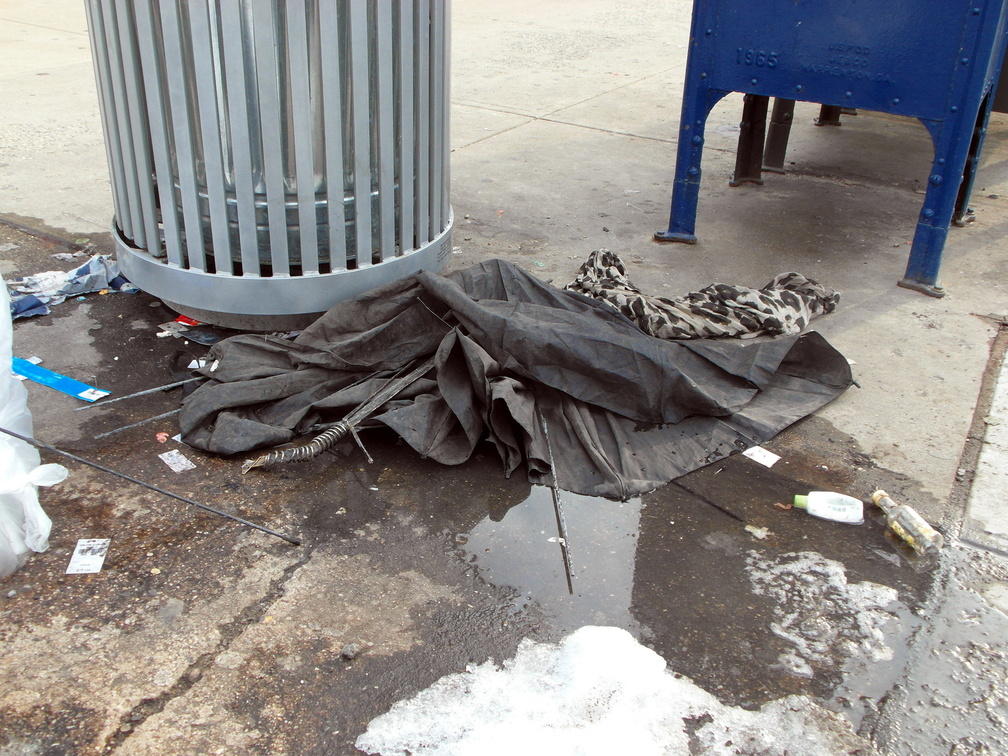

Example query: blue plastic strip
[11,357,110,402]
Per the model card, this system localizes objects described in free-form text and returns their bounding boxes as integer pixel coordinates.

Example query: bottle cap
[870,490,889,506]
[793,495,808,509]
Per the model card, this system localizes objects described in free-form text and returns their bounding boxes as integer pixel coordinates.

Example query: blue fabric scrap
[8,254,139,320]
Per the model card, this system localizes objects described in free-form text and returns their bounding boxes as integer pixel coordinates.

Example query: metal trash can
[85,0,452,328]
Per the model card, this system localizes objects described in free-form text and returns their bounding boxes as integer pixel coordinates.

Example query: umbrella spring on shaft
[242,422,350,474]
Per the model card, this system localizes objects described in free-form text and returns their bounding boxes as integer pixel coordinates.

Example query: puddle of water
[462,485,643,634]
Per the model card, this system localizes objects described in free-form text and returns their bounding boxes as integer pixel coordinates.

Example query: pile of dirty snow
[355,626,875,756]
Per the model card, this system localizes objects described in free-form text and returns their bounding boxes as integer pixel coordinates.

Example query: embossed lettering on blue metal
[655,0,1008,298]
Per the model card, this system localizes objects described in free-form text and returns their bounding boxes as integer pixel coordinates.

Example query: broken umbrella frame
[241,354,437,473]
[238,353,579,594]
[176,257,856,571]
[240,296,460,473]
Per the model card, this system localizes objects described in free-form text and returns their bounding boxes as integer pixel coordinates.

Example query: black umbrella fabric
[179,259,853,500]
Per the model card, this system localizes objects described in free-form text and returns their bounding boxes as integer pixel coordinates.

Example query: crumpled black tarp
[180,259,853,500]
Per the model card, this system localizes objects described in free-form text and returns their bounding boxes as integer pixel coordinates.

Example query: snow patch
[356,626,874,756]
[745,550,899,677]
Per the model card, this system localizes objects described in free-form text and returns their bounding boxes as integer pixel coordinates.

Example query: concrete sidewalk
[2,1,1008,754]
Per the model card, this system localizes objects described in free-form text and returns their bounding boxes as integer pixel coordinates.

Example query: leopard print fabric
[564,249,839,339]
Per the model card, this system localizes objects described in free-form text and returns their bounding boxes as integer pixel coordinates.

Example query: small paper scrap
[156,321,191,339]
[742,446,781,468]
[159,449,196,472]
[66,538,110,574]
[745,525,770,540]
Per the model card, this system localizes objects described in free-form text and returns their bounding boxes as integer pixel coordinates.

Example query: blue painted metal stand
[655,0,1008,297]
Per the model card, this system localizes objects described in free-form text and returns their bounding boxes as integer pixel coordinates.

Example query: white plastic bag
[1,274,66,578]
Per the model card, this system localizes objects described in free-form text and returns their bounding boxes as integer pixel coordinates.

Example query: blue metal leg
[899,115,977,298]
[655,86,729,244]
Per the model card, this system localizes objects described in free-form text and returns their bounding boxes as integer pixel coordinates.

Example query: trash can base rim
[114,220,452,329]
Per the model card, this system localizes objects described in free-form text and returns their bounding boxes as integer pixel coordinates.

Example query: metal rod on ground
[537,408,574,595]
[0,425,301,546]
[94,408,181,439]
[75,378,201,411]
